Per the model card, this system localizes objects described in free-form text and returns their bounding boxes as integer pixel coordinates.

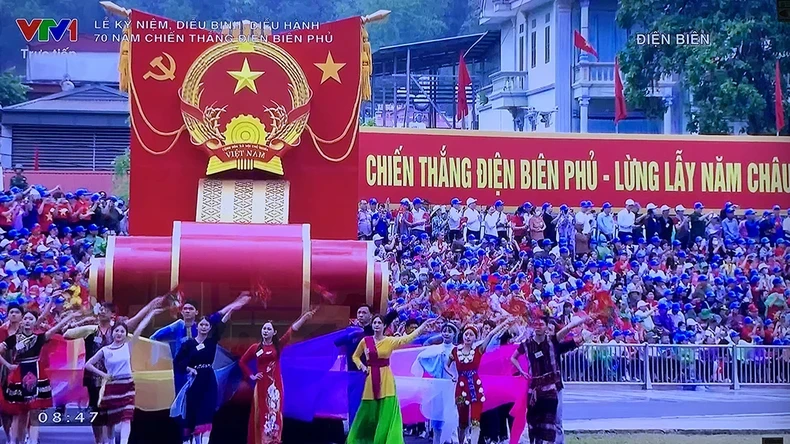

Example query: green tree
[0,69,28,106]
[617,0,789,135]
[112,149,130,201]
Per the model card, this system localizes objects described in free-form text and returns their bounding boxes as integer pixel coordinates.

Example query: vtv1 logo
[16,19,78,42]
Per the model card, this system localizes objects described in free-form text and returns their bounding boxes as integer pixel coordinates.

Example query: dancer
[84,307,165,444]
[446,319,512,444]
[172,295,249,444]
[0,309,77,444]
[413,322,460,444]
[347,315,439,443]
[0,303,24,439]
[510,316,585,444]
[152,293,250,393]
[238,308,318,444]
[335,304,398,429]
[64,297,164,444]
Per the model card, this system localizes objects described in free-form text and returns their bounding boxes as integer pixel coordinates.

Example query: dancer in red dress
[446,319,512,444]
[0,310,76,444]
[239,309,317,444]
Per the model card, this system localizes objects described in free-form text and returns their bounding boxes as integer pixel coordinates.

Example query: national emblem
[179,40,312,176]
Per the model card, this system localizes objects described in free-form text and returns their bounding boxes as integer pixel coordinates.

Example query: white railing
[573,62,678,85]
[489,71,528,94]
[560,343,790,389]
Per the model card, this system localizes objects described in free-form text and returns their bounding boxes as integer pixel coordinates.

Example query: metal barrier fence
[560,343,790,389]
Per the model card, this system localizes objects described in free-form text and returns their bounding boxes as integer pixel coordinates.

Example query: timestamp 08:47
[32,408,100,426]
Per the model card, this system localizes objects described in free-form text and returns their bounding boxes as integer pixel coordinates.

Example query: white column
[663,97,673,134]
[555,0,573,132]
[578,97,590,133]
[580,0,590,61]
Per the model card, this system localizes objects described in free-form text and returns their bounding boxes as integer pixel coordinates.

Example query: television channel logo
[16,19,78,42]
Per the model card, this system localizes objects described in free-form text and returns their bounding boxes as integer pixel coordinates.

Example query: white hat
[637,300,648,308]
[372,234,384,241]
[36,244,49,253]
[465,269,474,275]
[0,239,10,249]
[686,319,698,327]
[466,197,477,206]
[0,227,5,235]
[625,199,635,206]
[646,203,657,210]
[419,268,429,275]
[675,205,686,212]
[449,269,461,276]
[660,205,670,212]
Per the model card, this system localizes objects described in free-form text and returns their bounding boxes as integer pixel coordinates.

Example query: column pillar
[578,96,590,133]
[555,0,573,132]
[580,0,590,62]
[663,96,673,134]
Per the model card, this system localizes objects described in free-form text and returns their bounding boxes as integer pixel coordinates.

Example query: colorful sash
[363,336,390,400]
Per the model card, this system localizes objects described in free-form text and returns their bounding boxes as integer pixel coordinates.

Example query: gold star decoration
[228,58,264,94]
[314,52,346,84]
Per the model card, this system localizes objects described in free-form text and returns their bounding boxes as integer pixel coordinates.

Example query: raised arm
[220,293,251,323]
[126,296,166,331]
[34,300,55,329]
[292,308,317,332]
[557,316,587,342]
[132,308,166,341]
[45,312,78,340]
[479,319,512,352]
[392,318,439,348]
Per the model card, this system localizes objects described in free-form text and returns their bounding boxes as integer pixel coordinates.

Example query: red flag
[253,280,273,308]
[614,59,628,125]
[311,283,338,305]
[456,53,472,121]
[573,30,598,59]
[776,60,785,133]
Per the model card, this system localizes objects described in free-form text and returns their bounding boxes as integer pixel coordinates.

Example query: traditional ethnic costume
[448,344,485,443]
[519,335,576,444]
[347,329,420,444]
[151,312,221,394]
[172,319,226,437]
[334,310,398,427]
[64,324,115,426]
[238,328,293,444]
[412,340,459,444]
[97,342,135,425]
[1,332,52,414]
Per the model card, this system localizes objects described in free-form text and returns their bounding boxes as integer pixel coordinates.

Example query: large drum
[89,222,389,319]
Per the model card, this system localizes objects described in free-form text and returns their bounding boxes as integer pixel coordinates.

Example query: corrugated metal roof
[2,84,128,114]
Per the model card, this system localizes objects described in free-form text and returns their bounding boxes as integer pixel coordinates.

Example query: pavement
[2,386,789,443]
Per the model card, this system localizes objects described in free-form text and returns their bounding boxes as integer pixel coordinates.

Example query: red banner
[129,11,361,239]
[359,128,790,210]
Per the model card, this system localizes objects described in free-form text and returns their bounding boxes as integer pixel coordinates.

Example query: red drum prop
[90,223,389,316]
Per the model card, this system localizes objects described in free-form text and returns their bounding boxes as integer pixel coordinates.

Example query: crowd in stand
[0,173,128,320]
[356,197,790,383]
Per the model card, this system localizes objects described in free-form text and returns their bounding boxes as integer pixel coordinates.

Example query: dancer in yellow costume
[347,315,438,444]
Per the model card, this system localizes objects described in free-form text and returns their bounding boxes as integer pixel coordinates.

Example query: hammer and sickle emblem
[143,52,176,81]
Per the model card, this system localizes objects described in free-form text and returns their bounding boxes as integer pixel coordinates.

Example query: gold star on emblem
[228,58,264,94]
[314,52,346,84]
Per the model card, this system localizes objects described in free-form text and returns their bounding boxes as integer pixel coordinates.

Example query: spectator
[9,165,28,190]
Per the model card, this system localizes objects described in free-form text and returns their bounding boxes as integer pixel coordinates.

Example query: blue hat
[91,193,101,202]
[649,259,659,266]
[433,272,443,280]
[413,198,423,205]
[671,302,681,310]
[602,202,612,209]
[542,202,551,209]
[744,209,755,216]
[684,303,693,310]
[44,265,56,273]
[509,283,520,291]
[694,202,704,209]
[494,200,504,207]
[451,198,461,205]
[677,251,687,259]
[743,317,753,325]
[89,224,99,231]
[559,204,568,212]
[407,284,418,292]
[676,286,686,294]
[16,269,28,276]
[458,283,470,291]
[75,226,85,233]
[672,240,681,246]
[44,251,55,259]
[575,300,584,307]
[650,236,660,244]
[559,247,569,255]
[19,228,30,237]
[8,250,20,256]
[533,277,543,284]
[33,266,44,274]
[0,282,7,290]
[62,227,72,234]
[542,290,552,297]
[516,272,526,279]
[698,275,708,282]
[494,284,504,292]
[477,286,486,295]
[729,331,739,337]
[550,272,560,279]
[613,330,622,337]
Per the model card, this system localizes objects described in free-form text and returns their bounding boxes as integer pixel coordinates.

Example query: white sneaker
[343,419,349,434]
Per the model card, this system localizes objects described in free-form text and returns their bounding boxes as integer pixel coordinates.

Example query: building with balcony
[476,0,685,134]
